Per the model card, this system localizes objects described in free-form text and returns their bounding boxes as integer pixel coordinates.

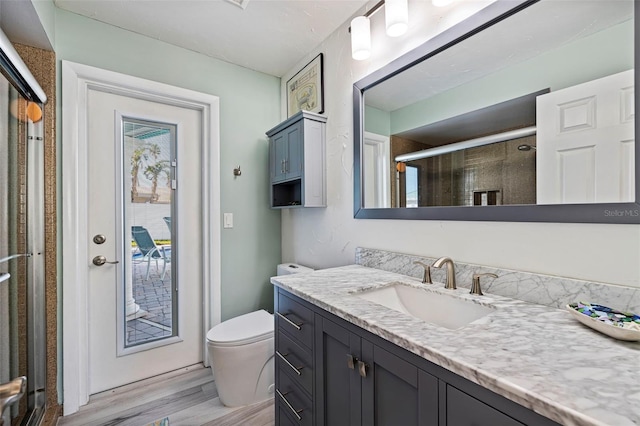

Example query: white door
[87,88,203,394]
[363,132,390,208]
[537,69,635,204]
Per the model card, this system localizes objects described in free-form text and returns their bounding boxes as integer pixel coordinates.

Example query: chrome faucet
[432,257,456,289]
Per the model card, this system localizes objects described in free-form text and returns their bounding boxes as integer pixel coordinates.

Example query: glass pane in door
[123,119,177,348]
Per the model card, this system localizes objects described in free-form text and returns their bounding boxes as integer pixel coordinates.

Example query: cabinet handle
[281,159,285,173]
[276,351,303,376]
[276,389,303,421]
[346,354,357,370]
[357,360,368,378]
[276,312,303,330]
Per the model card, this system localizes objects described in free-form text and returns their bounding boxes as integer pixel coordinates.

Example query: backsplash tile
[355,247,640,313]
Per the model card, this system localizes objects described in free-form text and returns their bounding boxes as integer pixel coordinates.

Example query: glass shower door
[0,69,46,425]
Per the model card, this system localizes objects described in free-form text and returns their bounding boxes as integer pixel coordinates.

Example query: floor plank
[57,365,275,426]
[203,399,274,426]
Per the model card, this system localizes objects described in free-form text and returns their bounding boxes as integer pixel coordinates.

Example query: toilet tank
[276,263,313,276]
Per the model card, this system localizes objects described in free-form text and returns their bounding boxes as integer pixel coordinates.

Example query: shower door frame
[0,28,49,425]
[61,61,222,415]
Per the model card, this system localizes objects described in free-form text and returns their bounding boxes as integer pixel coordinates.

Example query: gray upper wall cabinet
[267,111,327,209]
[353,0,640,223]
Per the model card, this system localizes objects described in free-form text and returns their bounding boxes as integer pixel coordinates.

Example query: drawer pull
[346,354,356,370]
[357,360,368,378]
[276,311,303,330]
[276,389,303,421]
[276,350,303,376]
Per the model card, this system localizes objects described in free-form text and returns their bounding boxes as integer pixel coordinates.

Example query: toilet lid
[206,309,273,345]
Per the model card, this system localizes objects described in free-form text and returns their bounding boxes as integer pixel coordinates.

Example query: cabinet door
[272,131,288,183]
[285,121,303,180]
[315,315,361,426]
[360,340,438,426]
[446,385,524,426]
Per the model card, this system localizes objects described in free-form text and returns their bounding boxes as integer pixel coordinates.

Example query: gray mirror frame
[353,0,640,224]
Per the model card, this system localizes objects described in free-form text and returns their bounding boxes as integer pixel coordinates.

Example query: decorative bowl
[566,302,640,342]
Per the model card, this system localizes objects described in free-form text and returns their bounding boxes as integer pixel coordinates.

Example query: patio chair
[131,226,170,280]
[163,216,171,232]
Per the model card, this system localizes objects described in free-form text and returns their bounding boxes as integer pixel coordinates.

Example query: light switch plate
[223,213,233,229]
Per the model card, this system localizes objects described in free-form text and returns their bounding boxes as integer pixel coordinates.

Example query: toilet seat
[206,309,273,347]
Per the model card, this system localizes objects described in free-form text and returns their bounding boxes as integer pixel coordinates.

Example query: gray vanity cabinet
[315,316,362,425]
[266,111,326,208]
[274,287,559,426]
[360,340,439,426]
[445,385,524,426]
[315,313,438,426]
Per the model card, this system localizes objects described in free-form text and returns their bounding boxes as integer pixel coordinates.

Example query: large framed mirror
[353,0,639,223]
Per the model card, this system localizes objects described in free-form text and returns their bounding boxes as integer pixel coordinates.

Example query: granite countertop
[271,265,640,426]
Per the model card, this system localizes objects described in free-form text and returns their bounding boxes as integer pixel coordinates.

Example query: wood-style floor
[57,365,274,426]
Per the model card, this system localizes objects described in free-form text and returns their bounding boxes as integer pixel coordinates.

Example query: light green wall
[389,20,634,134]
[364,105,390,136]
[54,8,282,322]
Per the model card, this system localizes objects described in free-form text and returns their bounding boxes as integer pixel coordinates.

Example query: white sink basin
[354,283,495,330]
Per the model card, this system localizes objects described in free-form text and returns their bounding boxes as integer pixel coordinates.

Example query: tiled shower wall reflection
[391,136,536,207]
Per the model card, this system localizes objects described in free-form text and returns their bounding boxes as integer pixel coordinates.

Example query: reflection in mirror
[361,0,634,210]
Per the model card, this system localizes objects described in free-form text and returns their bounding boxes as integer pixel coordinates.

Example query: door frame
[61,60,221,415]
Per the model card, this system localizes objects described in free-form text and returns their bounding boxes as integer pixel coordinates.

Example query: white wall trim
[61,60,221,415]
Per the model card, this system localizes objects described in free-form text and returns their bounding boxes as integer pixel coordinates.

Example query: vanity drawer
[276,366,313,426]
[276,330,313,395]
[276,292,314,348]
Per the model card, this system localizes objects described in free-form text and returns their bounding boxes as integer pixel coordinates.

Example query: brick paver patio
[127,256,173,345]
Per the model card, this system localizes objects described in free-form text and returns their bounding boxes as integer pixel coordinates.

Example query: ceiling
[54,0,369,77]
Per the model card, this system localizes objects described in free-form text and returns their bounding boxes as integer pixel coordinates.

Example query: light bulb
[351,16,371,60]
[385,0,408,37]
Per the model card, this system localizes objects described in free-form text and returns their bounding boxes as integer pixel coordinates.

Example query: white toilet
[206,263,313,407]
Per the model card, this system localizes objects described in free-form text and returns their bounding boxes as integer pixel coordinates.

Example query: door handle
[0,377,26,421]
[92,255,120,266]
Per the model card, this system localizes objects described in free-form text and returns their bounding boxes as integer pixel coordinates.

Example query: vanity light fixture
[350,0,409,60]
